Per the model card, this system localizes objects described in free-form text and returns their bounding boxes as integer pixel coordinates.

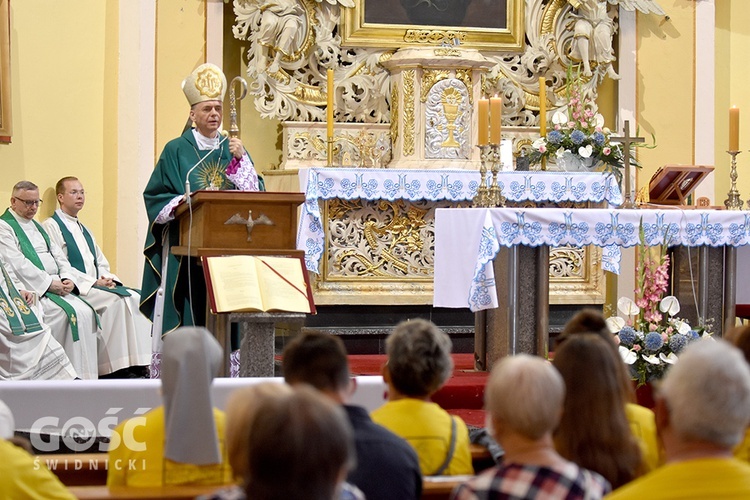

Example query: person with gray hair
[371,319,473,476]
[607,339,750,499]
[452,354,610,499]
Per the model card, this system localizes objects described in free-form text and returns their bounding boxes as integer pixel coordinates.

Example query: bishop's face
[190,100,223,138]
[11,189,42,220]
[58,180,86,217]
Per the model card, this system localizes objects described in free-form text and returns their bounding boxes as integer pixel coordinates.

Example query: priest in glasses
[42,176,151,378]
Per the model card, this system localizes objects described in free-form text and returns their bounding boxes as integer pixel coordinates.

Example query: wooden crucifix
[611,120,644,209]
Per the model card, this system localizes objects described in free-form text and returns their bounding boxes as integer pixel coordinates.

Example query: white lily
[674,320,691,335]
[702,331,715,340]
[594,113,605,128]
[555,148,567,158]
[660,352,679,364]
[619,346,637,365]
[643,354,661,365]
[552,111,567,125]
[659,296,680,316]
[578,145,593,158]
[606,317,625,334]
[532,137,546,150]
[617,297,640,317]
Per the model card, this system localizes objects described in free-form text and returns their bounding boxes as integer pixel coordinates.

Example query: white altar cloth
[297,168,623,273]
[434,208,750,311]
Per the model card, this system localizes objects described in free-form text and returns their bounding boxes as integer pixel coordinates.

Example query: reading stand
[172,190,309,376]
[646,164,715,207]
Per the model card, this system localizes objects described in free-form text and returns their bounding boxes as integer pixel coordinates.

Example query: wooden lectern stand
[646,164,714,207]
[172,191,307,376]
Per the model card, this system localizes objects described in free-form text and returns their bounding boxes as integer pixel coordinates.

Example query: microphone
[184,131,230,205]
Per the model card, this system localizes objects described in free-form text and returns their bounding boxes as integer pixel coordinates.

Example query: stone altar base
[230,312,307,377]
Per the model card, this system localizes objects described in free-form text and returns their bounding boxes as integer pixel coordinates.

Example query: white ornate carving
[424,79,471,160]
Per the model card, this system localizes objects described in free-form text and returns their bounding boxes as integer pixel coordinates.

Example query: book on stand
[202,255,316,314]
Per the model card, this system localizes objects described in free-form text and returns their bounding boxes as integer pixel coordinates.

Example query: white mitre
[182,63,227,106]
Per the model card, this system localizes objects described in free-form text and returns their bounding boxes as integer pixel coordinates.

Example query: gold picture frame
[340,0,524,51]
[0,0,11,138]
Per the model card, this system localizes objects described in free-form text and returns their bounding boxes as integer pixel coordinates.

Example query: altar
[435,207,745,369]
[297,167,623,309]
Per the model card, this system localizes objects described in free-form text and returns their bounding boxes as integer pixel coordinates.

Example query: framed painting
[0,0,11,139]
[340,0,524,51]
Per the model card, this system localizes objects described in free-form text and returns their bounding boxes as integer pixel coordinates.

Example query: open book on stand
[202,255,316,314]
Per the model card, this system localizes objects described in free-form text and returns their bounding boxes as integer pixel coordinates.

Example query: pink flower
[603,147,611,155]
[555,124,561,131]
[568,122,576,128]
[539,145,547,153]
[661,332,668,342]
[633,344,641,352]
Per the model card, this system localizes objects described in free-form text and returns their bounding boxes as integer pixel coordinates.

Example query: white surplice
[42,210,151,373]
[0,210,104,379]
[0,258,78,380]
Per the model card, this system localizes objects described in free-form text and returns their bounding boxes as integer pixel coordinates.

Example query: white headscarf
[161,327,223,464]
[0,399,14,439]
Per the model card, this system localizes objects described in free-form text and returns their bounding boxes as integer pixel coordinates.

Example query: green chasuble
[140,128,264,337]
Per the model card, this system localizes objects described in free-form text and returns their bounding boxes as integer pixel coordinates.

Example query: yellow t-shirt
[0,439,75,500]
[106,406,233,487]
[371,398,473,476]
[625,402,661,471]
[606,457,750,499]
[733,427,750,462]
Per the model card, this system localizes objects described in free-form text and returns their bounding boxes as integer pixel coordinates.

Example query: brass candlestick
[473,145,491,207]
[725,150,743,210]
[489,144,506,207]
[326,137,334,167]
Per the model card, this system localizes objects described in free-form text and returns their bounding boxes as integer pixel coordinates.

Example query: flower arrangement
[606,231,712,385]
[529,69,631,182]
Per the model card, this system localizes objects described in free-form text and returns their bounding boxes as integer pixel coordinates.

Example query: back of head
[161,327,223,465]
[386,319,453,397]
[552,334,642,488]
[281,331,350,393]
[485,354,564,440]
[660,339,750,448]
[557,308,612,348]
[246,386,354,500]
[225,382,292,482]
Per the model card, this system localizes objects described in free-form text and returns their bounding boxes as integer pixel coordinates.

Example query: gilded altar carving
[421,70,450,103]
[390,85,399,146]
[403,69,416,157]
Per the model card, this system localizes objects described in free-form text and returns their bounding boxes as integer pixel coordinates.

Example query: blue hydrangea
[547,130,563,144]
[570,130,586,145]
[686,329,701,340]
[592,132,606,146]
[619,326,637,347]
[644,331,664,351]
[668,333,688,353]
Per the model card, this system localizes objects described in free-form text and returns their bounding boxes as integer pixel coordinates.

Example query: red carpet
[349,353,489,427]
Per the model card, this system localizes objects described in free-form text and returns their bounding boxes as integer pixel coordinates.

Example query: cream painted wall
[0,0,112,248]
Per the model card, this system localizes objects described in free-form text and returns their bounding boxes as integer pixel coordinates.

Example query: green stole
[0,209,100,341]
[50,212,131,297]
[0,263,43,335]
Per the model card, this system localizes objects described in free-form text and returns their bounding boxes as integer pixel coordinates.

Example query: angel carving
[569,0,664,80]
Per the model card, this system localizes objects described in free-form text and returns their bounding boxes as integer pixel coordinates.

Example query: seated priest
[0,181,103,379]
[140,62,263,352]
[42,176,151,378]
[0,255,77,380]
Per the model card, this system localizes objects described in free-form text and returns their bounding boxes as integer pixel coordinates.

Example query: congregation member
[553,335,645,488]
[558,308,661,471]
[729,325,750,462]
[0,255,77,380]
[0,181,102,379]
[282,331,423,500]
[244,386,360,500]
[607,340,750,498]
[452,354,610,499]
[107,327,232,487]
[372,319,473,476]
[42,176,151,378]
[140,63,263,342]
[1,434,76,499]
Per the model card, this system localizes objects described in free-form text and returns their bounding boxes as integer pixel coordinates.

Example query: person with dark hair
[245,386,357,500]
[553,335,645,489]
[282,331,422,500]
[452,354,610,499]
[559,309,661,471]
[371,319,473,476]
[607,340,750,499]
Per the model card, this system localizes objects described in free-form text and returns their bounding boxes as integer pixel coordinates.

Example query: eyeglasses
[13,197,43,207]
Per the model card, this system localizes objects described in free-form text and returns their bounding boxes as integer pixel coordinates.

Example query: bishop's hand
[229,137,244,159]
